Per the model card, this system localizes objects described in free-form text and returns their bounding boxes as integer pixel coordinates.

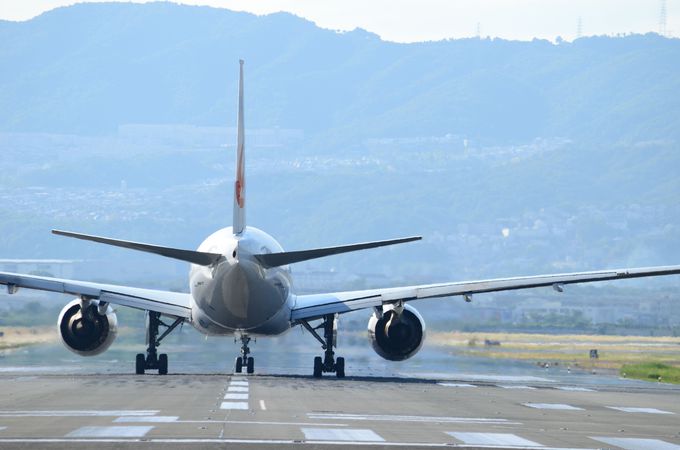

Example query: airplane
[2,60,680,377]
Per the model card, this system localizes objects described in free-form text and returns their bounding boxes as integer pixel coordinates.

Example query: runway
[0,372,679,449]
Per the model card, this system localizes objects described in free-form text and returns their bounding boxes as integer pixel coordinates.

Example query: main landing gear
[302,314,345,378]
[234,334,255,374]
[136,311,183,375]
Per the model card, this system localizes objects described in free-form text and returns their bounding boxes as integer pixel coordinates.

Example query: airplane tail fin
[233,59,246,235]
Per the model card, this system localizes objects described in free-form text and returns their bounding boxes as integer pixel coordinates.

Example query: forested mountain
[1,2,679,143]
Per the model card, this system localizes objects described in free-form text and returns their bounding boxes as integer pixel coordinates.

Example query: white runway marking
[223,378,249,409]
[591,437,680,450]
[524,403,584,411]
[0,427,6,431]
[301,427,384,442]
[497,385,536,390]
[556,386,595,392]
[194,420,346,427]
[66,426,154,438]
[0,410,158,417]
[0,437,601,448]
[607,406,674,414]
[150,419,346,426]
[227,386,249,392]
[114,416,178,423]
[220,402,249,410]
[438,382,476,388]
[308,412,520,425]
[0,438,500,446]
[259,400,267,411]
[224,420,346,427]
[224,393,249,400]
[447,432,543,447]
[0,366,79,373]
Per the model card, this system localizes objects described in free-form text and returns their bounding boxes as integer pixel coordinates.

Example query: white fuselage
[188,227,295,336]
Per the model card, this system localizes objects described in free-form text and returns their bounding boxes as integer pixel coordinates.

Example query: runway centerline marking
[301,427,384,442]
[438,382,476,388]
[524,403,584,411]
[497,385,536,389]
[591,436,680,450]
[307,412,520,425]
[447,432,543,447]
[224,393,248,400]
[230,381,249,386]
[607,406,674,414]
[66,426,154,438]
[259,400,267,411]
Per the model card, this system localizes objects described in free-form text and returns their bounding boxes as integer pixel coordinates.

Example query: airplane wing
[0,272,191,319]
[291,265,680,321]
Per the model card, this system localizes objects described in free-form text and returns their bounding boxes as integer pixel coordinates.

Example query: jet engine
[58,298,118,356]
[368,303,425,361]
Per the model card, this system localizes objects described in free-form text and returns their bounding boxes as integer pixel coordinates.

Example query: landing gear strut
[234,334,254,374]
[302,314,345,378]
[136,311,183,375]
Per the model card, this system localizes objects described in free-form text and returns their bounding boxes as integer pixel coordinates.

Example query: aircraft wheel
[158,353,168,375]
[246,356,254,374]
[235,357,243,373]
[336,357,345,378]
[135,353,145,375]
[313,356,322,378]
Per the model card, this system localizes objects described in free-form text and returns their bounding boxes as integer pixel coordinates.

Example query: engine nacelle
[368,303,426,361]
[58,298,118,357]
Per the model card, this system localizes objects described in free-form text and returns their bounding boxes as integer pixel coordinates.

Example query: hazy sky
[1,0,677,42]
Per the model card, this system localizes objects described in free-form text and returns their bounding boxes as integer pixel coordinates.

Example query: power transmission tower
[659,0,668,37]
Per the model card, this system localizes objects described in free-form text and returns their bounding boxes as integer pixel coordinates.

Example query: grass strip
[620,362,680,384]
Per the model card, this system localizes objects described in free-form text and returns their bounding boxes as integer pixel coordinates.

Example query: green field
[621,363,680,384]
[430,331,680,380]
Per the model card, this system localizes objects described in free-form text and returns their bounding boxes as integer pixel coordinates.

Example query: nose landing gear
[234,334,254,374]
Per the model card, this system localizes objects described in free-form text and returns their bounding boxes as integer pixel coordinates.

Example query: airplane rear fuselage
[189,227,294,336]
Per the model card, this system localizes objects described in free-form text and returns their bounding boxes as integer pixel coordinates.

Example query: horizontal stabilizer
[254,236,422,268]
[52,230,223,266]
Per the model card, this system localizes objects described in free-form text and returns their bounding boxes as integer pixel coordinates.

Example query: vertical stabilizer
[233,60,246,234]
